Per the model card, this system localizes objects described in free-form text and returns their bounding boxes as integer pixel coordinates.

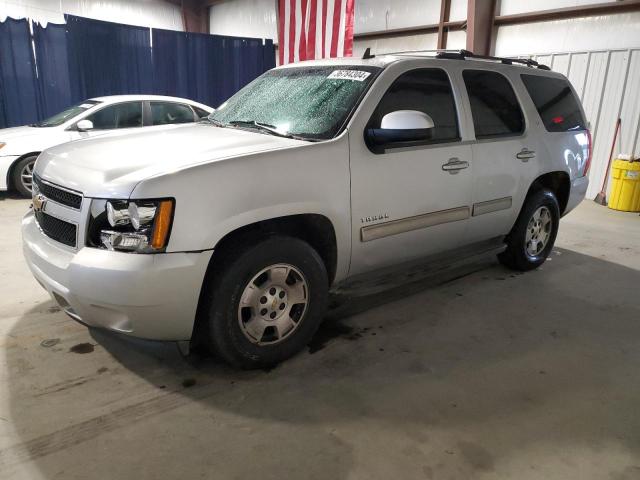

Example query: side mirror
[365,110,434,150]
[76,119,94,132]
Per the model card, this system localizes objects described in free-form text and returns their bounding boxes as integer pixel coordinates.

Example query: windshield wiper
[204,117,226,127]
[227,120,298,139]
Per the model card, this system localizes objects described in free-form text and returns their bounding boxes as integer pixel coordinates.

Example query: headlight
[89,199,174,253]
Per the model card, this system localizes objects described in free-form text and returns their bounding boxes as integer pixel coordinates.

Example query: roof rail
[363,48,550,70]
[436,49,551,70]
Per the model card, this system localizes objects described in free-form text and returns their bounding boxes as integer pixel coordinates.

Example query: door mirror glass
[76,119,94,131]
[366,110,434,148]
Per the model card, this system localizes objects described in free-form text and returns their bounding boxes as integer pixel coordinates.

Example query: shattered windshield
[209,66,380,140]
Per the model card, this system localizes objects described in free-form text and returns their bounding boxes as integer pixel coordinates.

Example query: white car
[23,51,590,368]
[1,95,213,196]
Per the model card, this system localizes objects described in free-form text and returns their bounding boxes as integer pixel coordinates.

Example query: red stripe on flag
[307,0,318,60]
[329,0,342,57]
[278,0,286,65]
[288,0,296,64]
[321,0,328,58]
[299,0,308,61]
[343,0,355,57]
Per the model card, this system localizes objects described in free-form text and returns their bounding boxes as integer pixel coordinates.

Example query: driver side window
[84,102,143,130]
[370,68,460,145]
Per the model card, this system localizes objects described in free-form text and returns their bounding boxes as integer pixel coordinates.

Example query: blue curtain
[152,29,275,108]
[0,18,40,127]
[33,22,72,120]
[65,15,154,101]
[0,15,276,128]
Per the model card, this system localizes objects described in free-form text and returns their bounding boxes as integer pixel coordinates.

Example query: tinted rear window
[463,70,524,139]
[521,74,586,132]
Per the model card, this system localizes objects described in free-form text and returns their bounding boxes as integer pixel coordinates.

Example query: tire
[498,189,560,271]
[202,235,328,369]
[11,155,38,197]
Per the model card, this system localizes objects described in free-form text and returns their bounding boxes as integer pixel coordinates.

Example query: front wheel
[11,155,38,197]
[498,189,560,271]
[201,236,328,369]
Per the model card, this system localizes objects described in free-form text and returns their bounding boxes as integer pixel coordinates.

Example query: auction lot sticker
[328,70,371,81]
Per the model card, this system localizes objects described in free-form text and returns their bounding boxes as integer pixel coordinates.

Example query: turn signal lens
[151,200,174,249]
[0,142,5,150]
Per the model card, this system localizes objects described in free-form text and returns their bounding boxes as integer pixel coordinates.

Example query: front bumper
[564,175,589,216]
[22,210,213,340]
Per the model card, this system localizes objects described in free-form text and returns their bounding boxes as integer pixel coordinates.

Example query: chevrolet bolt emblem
[32,194,47,212]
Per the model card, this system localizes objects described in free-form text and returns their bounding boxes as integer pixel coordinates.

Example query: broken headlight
[88,199,174,253]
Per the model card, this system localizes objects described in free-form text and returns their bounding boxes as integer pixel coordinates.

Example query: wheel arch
[6,151,40,190]
[207,213,338,286]
[526,171,571,215]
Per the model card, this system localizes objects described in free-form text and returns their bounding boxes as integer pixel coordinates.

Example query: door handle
[516,148,536,161]
[442,158,469,174]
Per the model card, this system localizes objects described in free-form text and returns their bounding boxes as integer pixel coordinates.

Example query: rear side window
[521,74,586,132]
[370,68,459,144]
[463,70,524,139]
[150,102,196,126]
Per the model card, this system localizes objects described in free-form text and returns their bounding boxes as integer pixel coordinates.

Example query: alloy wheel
[237,263,309,345]
[525,206,552,257]
[20,160,35,193]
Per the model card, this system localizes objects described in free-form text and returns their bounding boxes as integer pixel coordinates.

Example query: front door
[348,67,473,276]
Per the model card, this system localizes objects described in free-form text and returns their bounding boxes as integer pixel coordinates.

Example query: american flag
[278,0,355,65]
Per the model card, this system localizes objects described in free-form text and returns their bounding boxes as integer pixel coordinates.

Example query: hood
[0,125,61,155]
[35,123,305,198]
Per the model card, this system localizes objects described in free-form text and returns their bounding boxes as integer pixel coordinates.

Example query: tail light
[582,129,592,176]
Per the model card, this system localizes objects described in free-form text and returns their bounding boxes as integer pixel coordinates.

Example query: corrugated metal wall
[529,49,640,199]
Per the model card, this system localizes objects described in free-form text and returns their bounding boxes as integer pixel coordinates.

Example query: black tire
[498,189,560,271]
[11,155,38,197]
[202,235,328,369]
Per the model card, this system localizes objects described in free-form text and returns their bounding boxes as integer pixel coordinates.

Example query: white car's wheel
[12,155,38,197]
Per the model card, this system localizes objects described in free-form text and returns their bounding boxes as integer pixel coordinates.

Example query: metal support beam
[466,0,497,56]
[437,0,452,50]
[169,0,210,34]
[494,0,640,25]
[354,20,465,41]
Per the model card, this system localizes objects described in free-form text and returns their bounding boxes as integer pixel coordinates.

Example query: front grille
[33,174,82,210]
[35,210,77,247]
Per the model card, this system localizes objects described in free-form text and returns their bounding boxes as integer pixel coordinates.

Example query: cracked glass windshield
[208,65,380,140]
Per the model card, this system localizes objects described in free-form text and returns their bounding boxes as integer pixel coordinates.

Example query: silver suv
[23,50,590,368]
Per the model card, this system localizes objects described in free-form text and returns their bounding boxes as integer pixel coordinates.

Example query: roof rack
[363,48,551,70]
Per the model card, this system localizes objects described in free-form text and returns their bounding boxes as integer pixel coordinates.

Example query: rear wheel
[201,236,328,369]
[498,189,560,271]
[11,155,38,197]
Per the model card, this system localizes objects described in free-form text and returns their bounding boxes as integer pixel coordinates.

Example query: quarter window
[193,106,210,119]
[85,102,143,129]
[369,68,460,145]
[150,102,196,126]
[463,70,524,139]
[521,74,586,132]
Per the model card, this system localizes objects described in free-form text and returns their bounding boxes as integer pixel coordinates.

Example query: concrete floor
[0,194,639,480]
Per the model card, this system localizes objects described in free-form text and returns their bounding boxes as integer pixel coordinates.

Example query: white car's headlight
[89,199,174,253]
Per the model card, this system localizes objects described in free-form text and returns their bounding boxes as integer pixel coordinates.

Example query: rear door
[461,69,539,243]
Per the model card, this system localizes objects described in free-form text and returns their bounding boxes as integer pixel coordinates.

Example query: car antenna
[362,48,375,59]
